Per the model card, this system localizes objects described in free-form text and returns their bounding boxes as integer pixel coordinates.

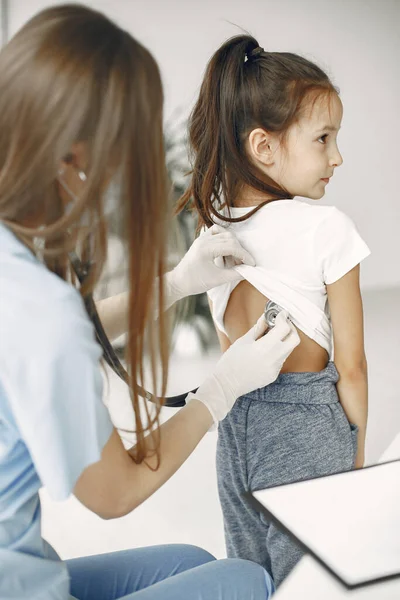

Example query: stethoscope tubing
[69,252,283,408]
[69,252,195,407]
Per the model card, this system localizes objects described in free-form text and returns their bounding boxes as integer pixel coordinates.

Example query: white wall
[3,1,399,564]
[7,0,400,290]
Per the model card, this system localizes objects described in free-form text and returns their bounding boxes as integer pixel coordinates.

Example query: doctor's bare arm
[73,399,213,520]
[95,292,129,342]
[327,264,368,468]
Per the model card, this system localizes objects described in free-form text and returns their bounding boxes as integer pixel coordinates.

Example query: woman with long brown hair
[0,5,300,600]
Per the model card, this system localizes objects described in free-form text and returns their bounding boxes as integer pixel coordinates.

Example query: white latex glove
[163,225,255,310]
[186,311,300,425]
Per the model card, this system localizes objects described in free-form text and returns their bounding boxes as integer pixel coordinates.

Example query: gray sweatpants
[216,362,359,588]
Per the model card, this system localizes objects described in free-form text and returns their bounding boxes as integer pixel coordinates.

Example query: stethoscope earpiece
[57,164,87,181]
[57,166,87,208]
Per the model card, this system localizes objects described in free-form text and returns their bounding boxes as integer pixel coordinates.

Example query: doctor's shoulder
[0,253,96,362]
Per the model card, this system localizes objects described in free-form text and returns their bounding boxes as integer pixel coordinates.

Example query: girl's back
[225,280,327,372]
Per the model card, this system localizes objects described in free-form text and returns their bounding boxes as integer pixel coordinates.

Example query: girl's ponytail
[177,35,292,230]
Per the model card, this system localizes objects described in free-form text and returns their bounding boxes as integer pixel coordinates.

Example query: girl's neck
[233,184,276,208]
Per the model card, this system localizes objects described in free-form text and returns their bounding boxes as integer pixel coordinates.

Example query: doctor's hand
[186,311,300,425]
[163,225,255,309]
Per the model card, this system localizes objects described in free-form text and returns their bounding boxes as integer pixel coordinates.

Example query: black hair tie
[248,46,264,60]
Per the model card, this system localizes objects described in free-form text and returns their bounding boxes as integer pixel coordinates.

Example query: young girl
[178,35,370,587]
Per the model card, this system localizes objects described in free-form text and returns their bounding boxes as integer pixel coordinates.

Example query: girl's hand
[354,449,365,469]
[165,225,255,304]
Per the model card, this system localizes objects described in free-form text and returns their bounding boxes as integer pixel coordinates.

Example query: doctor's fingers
[247,310,292,343]
[210,238,255,267]
[257,311,296,345]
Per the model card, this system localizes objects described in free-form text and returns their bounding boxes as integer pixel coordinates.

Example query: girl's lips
[321,178,330,183]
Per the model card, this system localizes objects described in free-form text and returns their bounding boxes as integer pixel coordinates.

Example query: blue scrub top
[0,223,114,599]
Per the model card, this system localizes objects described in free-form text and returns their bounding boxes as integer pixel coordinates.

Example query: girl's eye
[318,134,328,144]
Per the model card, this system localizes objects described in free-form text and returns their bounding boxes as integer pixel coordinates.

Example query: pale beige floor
[41,286,400,560]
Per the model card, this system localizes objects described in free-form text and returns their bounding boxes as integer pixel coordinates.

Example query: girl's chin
[297,191,324,201]
[309,188,326,200]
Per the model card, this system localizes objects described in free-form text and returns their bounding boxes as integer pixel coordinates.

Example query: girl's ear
[247,128,279,167]
[58,142,88,175]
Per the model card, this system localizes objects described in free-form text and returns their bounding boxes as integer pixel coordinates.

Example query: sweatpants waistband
[243,362,339,406]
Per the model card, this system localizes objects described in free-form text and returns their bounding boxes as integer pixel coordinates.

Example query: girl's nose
[330,147,343,168]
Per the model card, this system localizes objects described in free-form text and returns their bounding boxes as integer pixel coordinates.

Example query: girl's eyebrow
[315,125,341,133]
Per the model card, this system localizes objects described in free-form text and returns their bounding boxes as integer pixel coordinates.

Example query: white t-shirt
[0,223,114,599]
[207,199,371,356]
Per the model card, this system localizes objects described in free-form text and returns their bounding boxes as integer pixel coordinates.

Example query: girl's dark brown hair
[177,35,338,230]
[0,4,169,465]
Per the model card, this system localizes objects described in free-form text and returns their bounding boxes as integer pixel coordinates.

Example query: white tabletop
[253,461,400,587]
[272,433,400,598]
[275,556,400,600]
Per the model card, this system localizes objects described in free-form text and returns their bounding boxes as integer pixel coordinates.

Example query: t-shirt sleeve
[3,293,114,501]
[315,207,371,285]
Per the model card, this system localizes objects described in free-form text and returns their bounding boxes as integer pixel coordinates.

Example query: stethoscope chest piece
[264,300,285,329]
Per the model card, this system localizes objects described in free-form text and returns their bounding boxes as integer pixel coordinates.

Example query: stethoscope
[69,251,284,408]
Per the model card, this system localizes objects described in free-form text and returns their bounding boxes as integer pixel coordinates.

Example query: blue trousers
[66,544,275,599]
